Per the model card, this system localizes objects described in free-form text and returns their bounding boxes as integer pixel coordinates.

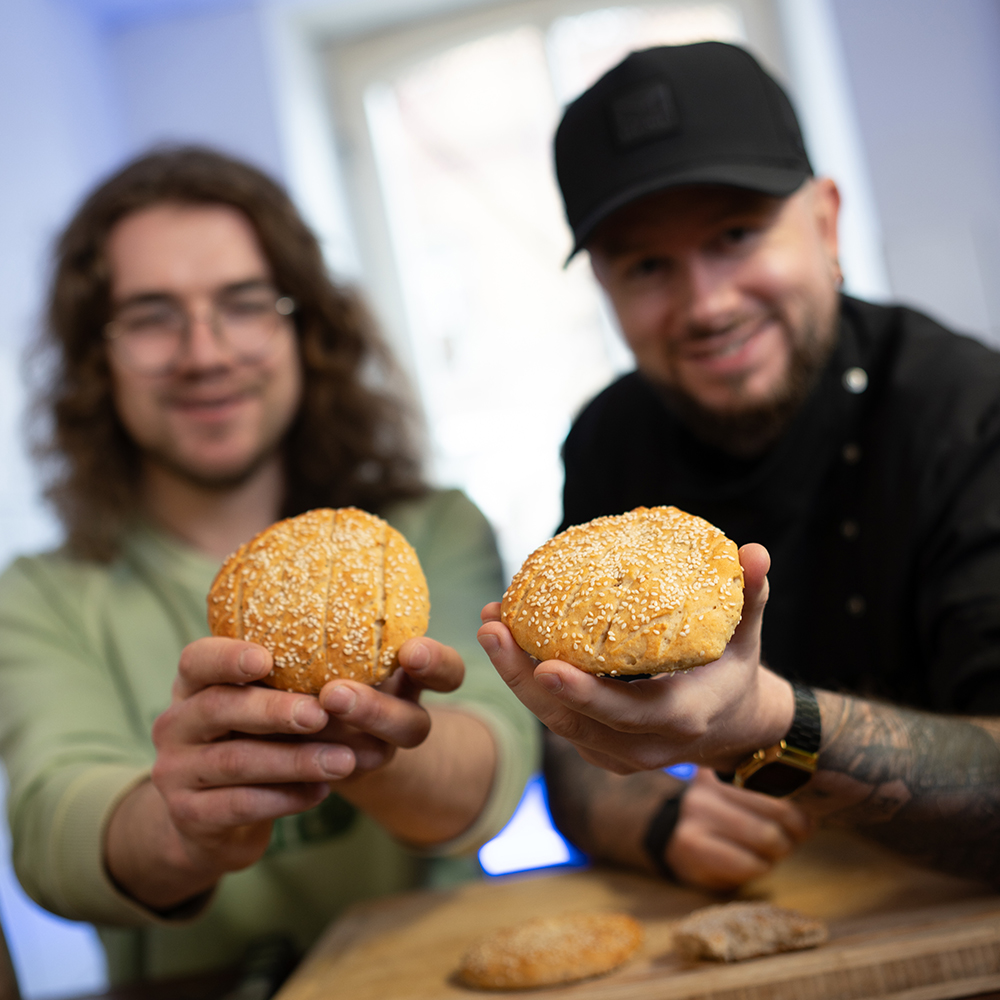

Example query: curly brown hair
[35,146,425,561]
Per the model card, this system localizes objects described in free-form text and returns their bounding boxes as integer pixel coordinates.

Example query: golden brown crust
[501,506,743,676]
[206,507,429,693]
[457,911,643,990]
[672,902,828,962]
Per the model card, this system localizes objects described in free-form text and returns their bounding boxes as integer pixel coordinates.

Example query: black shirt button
[846,594,866,617]
[840,519,860,540]
[842,442,862,464]
[843,367,868,393]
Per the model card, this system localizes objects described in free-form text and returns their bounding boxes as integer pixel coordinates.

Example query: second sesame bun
[207,507,429,693]
[458,912,643,989]
[501,506,743,676]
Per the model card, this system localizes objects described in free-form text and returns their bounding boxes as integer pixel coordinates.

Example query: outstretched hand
[477,543,793,774]
[109,634,465,911]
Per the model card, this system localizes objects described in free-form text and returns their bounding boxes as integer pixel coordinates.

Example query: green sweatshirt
[0,490,538,984]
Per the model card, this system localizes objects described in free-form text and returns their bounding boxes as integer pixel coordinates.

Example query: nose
[683,253,742,331]
[174,308,232,372]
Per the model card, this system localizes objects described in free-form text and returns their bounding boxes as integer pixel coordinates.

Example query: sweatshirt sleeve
[386,491,540,855]
[0,556,185,926]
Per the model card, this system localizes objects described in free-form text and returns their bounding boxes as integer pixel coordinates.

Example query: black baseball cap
[555,42,813,255]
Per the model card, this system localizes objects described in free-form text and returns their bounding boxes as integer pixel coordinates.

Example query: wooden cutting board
[276,830,1000,1000]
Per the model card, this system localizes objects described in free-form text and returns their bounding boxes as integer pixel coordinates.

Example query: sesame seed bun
[458,911,643,989]
[207,507,429,693]
[502,506,743,676]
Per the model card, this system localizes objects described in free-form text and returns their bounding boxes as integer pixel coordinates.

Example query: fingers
[481,601,502,623]
[318,680,432,749]
[153,738,357,793]
[700,770,814,843]
[685,782,797,863]
[478,620,609,743]
[397,637,464,693]
[663,766,812,890]
[479,619,681,770]
[667,828,773,891]
[165,781,332,833]
[174,638,272,702]
[532,662,693,736]
[156,683,328,745]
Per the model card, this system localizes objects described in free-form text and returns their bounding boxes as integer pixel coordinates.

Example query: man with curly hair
[0,148,537,991]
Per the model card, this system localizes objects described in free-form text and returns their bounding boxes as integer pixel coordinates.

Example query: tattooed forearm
[543,728,685,874]
[795,691,1000,884]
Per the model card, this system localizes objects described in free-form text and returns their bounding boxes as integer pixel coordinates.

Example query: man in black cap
[478,42,1000,890]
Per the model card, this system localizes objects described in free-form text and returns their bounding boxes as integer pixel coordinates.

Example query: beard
[650,314,837,459]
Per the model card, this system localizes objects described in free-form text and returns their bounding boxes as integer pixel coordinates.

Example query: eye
[628,256,667,279]
[115,303,180,334]
[219,294,273,319]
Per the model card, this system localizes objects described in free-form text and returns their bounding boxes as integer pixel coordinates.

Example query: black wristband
[642,789,686,881]
[787,684,821,753]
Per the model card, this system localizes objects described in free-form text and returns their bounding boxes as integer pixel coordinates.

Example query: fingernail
[318,746,353,778]
[324,686,356,715]
[238,647,268,678]
[536,672,562,692]
[406,642,429,669]
[292,699,325,730]
[478,632,499,655]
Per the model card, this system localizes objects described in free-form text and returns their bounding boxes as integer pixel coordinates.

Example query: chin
[152,445,274,490]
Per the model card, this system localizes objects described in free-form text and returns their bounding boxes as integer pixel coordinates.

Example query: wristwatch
[731,684,821,797]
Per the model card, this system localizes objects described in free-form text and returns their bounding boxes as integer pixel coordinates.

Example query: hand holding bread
[479,509,795,774]
[118,509,467,908]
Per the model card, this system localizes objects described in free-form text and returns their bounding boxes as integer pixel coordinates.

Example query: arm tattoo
[795,692,1000,884]
[542,728,685,872]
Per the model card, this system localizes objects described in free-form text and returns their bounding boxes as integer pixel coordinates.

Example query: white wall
[0,0,125,570]
[0,5,125,995]
[832,0,1000,345]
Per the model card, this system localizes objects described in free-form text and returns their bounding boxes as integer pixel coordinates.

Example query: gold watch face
[733,741,818,797]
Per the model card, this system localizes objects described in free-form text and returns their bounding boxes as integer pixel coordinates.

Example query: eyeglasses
[104,286,296,376]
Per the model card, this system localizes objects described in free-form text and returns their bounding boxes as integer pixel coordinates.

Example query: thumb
[728,543,769,651]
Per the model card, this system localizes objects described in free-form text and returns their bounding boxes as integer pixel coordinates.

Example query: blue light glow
[478,774,586,876]
[666,762,697,780]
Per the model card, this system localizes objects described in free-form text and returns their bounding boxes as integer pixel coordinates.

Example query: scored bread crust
[502,506,743,676]
[672,902,828,962]
[207,507,429,693]
[458,912,643,990]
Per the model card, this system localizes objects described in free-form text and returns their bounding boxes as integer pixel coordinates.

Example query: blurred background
[1,0,999,995]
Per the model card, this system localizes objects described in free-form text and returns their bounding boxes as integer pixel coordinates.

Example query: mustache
[680,313,766,343]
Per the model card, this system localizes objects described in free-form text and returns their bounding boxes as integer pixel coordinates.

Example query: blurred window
[324,1,784,576]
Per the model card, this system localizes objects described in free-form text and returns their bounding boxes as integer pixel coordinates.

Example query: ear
[811,177,841,265]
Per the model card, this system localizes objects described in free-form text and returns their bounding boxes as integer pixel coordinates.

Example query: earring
[832,258,843,289]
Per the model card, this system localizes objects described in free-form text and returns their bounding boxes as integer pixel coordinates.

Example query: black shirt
[561,297,1000,712]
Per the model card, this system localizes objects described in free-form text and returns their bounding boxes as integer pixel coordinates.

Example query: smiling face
[588,179,842,452]
[105,203,302,487]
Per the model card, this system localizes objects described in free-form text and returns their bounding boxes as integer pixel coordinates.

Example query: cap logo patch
[610,81,679,147]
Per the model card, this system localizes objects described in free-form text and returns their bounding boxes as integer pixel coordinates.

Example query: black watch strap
[729,684,822,797]
[787,684,821,753]
[641,789,686,881]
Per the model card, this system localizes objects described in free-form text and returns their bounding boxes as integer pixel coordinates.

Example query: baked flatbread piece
[673,901,828,962]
